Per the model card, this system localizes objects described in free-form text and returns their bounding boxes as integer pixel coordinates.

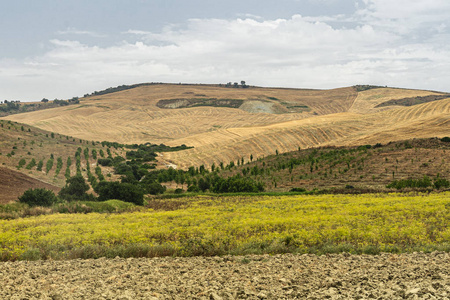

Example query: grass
[0,200,140,220]
[1,192,449,261]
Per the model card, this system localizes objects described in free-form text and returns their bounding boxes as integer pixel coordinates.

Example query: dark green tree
[19,188,58,207]
[97,181,144,205]
[59,175,92,201]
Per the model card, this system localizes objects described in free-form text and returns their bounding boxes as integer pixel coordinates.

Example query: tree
[41,98,49,103]
[97,181,144,205]
[19,188,58,207]
[59,175,91,201]
[146,181,166,195]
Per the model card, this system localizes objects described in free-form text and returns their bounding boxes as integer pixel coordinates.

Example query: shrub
[17,158,26,169]
[434,176,450,189]
[18,188,58,207]
[290,187,306,193]
[25,158,36,170]
[147,182,166,195]
[59,175,93,201]
[97,158,113,166]
[45,158,54,174]
[441,137,450,143]
[36,160,44,171]
[97,181,144,205]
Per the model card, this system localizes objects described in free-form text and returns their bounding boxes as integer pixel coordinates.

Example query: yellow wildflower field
[1,193,449,260]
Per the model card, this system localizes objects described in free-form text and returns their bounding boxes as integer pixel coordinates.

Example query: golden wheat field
[2,84,449,168]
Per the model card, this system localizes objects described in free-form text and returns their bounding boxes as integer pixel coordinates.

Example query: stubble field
[3,84,448,169]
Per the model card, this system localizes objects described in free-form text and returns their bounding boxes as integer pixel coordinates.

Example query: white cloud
[1,1,450,100]
[57,28,106,38]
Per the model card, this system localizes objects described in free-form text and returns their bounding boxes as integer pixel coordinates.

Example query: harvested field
[1,252,449,299]
[2,84,449,169]
[1,84,357,145]
[164,98,450,168]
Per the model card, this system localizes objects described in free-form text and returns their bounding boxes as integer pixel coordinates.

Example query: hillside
[0,167,60,204]
[0,119,127,203]
[2,84,449,169]
[214,138,450,192]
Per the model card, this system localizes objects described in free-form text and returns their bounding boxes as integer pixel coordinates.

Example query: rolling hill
[0,119,128,203]
[2,84,449,170]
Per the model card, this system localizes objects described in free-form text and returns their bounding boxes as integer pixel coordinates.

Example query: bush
[147,181,166,195]
[18,188,58,207]
[441,137,450,143]
[290,187,306,193]
[97,158,113,166]
[434,176,450,189]
[187,185,200,192]
[59,175,93,201]
[386,175,447,190]
[174,188,184,194]
[17,158,26,169]
[97,181,144,205]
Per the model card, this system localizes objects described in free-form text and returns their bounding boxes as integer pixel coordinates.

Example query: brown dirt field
[0,167,59,204]
[0,252,449,299]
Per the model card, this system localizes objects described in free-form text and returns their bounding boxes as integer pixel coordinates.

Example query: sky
[1,0,449,101]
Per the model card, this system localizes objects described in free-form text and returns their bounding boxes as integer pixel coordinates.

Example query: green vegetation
[212,138,450,192]
[157,98,244,109]
[54,157,63,176]
[84,83,159,97]
[0,98,79,117]
[387,175,449,190]
[375,94,449,108]
[18,188,58,207]
[17,158,26,169]
[97,181,144,205]
[58,175,94,202]
[36,160,43,171]
[45,158,54,174]
[25,158,36,170]
[353,85,385,92]
[1,193,449,261]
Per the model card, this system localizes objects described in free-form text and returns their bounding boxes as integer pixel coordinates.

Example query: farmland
[3,84,449,169]
[1,193,449,261]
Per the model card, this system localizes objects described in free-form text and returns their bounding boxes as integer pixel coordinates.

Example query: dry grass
[349,87,442,114]
[2,84,357,145]
[2,84,449,169]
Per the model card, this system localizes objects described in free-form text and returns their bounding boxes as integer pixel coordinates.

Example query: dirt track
[1,252,449,299]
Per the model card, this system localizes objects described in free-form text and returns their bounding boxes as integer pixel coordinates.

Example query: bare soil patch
[0,167,59,204]
[0,252,448,299]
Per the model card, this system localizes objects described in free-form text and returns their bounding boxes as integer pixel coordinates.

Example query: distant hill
[2,83,449,169]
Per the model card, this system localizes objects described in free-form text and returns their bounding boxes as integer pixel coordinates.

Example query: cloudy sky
[1,0,449,101]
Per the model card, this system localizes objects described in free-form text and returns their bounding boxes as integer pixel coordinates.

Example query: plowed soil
[1,252,449,299]
[0,167,59,204]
